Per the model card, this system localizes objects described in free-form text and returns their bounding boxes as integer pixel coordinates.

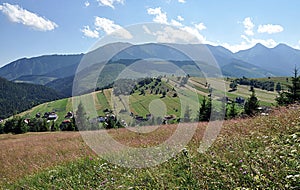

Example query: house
[146,114,153,120]
[258,106,272,116]
[36,113,41,118]
[235,97,245,104]
[48,113,58,120]
[64,111,73,119]
[97,116,106,123]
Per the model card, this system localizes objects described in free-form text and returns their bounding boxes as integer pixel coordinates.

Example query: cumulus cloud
[194,22,206,31]
[243,17,255,36]
[81,26,99,38]
[147,7,168,24]
[178,0,186,3]
[94,17,122,34]
[85,1,90,7]
[257,24,284,34]
[0,3,58,31]
[154,26,200,43]
[181,26,206,43]
[81,17,132,39]
[222,35,278,53]
[146,7,207,43]
[177,15,184,21]
[170,19,183,27]
[96,0,124,9]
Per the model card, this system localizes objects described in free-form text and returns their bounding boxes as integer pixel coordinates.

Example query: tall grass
[3,106,299,189]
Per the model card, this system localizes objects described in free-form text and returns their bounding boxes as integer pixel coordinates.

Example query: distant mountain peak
[253,43,268,49]
[273,43,295,50]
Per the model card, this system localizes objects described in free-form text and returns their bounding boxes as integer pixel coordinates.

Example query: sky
[1,0,300,66]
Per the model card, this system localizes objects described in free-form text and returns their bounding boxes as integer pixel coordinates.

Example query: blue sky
[1,0,300,66]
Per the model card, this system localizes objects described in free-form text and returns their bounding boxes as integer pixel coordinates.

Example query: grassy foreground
[1,106,300,189]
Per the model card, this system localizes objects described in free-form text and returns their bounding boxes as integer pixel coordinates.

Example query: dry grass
[1,106,298,188]
[0,132,94,185]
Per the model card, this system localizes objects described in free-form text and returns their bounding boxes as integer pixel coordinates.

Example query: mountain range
[1,42,300,97]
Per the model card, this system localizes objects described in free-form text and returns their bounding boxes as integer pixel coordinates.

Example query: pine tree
[276,67,300,105]
[227,102,237,119]
[183,105,191,122]
[76,102,88,130]
[244,90,259,116]
[275,82,282,93]
[198,97,212,121]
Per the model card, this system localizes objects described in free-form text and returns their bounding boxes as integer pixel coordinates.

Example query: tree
[275,82,282,93]
[229,81,237,91]
[183,105,192,122]
[227,102,238,119]
[0,122,3,134]
[75,102,89,130]
[276,67,300,105]
[198,97,212,122]
[244,90,259,116]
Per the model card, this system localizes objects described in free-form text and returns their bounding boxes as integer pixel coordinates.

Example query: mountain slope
[0,77,63,119]
[0,54,83,82]
[235,43,300,76]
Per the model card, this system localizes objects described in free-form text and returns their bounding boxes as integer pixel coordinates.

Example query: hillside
[0,54,83,83]
[13,76,281,126]
[0,77,63,119]
[1,105,299,189]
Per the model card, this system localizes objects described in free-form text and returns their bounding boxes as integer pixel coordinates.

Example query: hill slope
[0,77,63,119]
[0,54,83,83]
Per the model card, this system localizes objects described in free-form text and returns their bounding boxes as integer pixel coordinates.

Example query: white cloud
[177,15,184,21]
[170,19,183,27]
[181,26,206,43]
[96,0,124,9]
[147,7,168,24]
[222,35,278,53]
[0,3,58,31]
[243,17,255,36]
[95,17,122,34]
[81,26,99,38]
[85,1,90,7]
[154,26,200,43]
[146,7,207,44]
[257,24,284,34]
[194,22,206,31]
[81,17,132,39]
[178,0,186,3]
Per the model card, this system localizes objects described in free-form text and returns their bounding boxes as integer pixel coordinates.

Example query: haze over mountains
[1,42,300,96]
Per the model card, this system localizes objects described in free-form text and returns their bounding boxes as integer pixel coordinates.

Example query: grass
[190,77,277,106]
[16,98,71,124]
[12,77,282,124]
[129,93,181,117]
[2,105,299,189]
[0,132,94,187]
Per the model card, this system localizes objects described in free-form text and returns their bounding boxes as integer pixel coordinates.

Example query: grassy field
[190,77,278,105]
[1,105,299,189]
[10,76,286,126]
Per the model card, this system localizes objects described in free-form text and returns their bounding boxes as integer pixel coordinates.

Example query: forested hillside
[0,77,62,118]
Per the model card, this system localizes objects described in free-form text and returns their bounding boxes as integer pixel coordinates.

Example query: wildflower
[239,159,243,163]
